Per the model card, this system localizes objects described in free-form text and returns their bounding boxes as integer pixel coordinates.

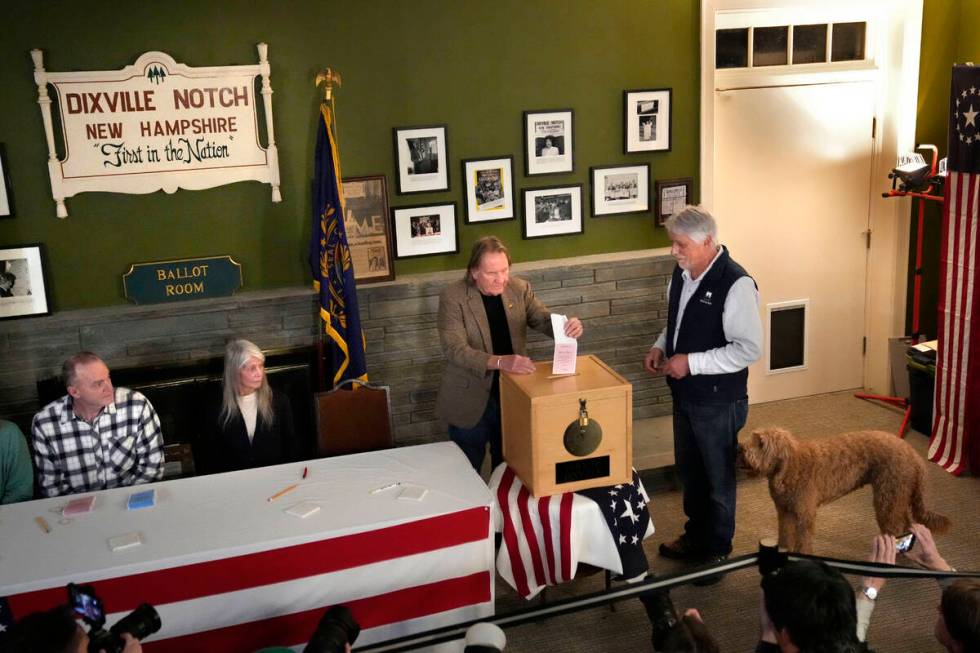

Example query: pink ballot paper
[63,495,96,516]
[551,313,578,375]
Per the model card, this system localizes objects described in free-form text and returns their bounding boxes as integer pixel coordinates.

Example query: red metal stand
[853,392,912,439]
[856,146,943,437]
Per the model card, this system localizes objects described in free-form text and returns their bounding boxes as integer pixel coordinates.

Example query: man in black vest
[644,206,762,579]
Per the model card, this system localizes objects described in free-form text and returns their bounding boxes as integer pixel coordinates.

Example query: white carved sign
[31,44,281,218]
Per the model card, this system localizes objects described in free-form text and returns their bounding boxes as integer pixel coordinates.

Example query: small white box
[398,486,428,502]
[108,532,143,552]
[285,502,321,519]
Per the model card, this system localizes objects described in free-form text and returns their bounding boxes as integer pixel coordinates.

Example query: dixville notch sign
[31,44,281,218]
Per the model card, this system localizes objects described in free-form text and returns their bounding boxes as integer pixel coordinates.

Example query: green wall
[910,0,959,338]
[916,1,959,151]
[911,0,980,338]
[0,0,699,311]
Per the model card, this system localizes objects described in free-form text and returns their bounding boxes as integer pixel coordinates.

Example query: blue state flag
[308,104,368,386]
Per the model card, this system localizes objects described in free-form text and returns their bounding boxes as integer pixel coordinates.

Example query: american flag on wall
[929,64,980,475]
[492,466,653,599]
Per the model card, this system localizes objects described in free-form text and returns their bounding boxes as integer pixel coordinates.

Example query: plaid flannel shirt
[31,387,164,497]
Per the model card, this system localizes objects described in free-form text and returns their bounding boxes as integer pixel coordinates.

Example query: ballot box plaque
[501,354,632,497]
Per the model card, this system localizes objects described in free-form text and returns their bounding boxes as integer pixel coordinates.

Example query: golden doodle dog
[738,427,950,553]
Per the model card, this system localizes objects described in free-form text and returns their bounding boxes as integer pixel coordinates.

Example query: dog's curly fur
[738,427,950,553]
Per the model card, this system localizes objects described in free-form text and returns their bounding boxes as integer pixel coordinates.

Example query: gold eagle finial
[314,68,342,102]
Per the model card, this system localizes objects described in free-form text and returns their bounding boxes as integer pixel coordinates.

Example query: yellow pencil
[35,516,51,534]
[267,483,299,502]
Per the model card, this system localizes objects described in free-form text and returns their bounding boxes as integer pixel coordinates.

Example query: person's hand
[498,355,536,374]
[758,592,778,644]
[662,353,690,379]
[564,317,583,339]
[644,347,666,375]
[684,608,703,622]
[904,523,952,571]
[860,534,896,593]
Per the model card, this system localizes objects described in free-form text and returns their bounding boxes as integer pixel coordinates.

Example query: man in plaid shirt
[31,351,164,497]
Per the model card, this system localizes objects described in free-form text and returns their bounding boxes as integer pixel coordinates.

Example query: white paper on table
[551,313,578,375]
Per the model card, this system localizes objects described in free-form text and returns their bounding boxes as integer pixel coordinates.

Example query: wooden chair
[314,379,394,457]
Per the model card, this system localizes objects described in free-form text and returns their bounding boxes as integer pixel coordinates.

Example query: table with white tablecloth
[489,465,654,599]
[0,443,494,652]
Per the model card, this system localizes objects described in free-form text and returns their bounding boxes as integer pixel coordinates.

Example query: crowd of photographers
[4,523,977,653]
[2,598,504,653]
[4,604,144,653]
[647,523,979,653]
[752,523,979,653]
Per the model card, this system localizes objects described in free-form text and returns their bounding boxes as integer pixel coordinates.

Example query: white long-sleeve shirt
[236,392,258,442]
[652,246,763,375]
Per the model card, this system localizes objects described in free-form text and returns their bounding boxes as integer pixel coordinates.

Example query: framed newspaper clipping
[461,156,515,223]
[624,88,672,153]
[0,244,50,320]
[393,125,449,194]
[342,175,394,283]
[522,184,583,239]
[0,144,14,218]
[590,163,650,217]
[655,177,692,226]
[391,202,458,259]
[524,109,574,176]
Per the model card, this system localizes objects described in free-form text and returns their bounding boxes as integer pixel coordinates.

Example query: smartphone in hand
[896,532,916,553]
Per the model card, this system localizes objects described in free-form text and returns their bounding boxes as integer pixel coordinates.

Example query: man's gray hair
[62,351,104,389]
[664,205,717,245]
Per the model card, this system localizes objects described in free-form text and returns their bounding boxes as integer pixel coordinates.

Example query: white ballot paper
[551,313,578,375]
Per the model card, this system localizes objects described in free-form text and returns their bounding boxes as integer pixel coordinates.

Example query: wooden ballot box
[501,354,632,497]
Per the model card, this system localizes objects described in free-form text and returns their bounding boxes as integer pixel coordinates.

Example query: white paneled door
[714,80,875,402]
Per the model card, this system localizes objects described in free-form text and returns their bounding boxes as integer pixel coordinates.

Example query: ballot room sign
[123,255,243,305]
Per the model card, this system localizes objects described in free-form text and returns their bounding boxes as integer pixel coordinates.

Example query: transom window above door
[717,21,866,69]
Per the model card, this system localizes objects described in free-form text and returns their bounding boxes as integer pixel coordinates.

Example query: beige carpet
[493,391,980,652]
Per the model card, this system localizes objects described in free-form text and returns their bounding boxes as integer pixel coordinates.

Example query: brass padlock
[563,398,602,457]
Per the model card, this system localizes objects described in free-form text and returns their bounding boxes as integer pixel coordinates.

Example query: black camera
[67,583,161,653]
[758,538,788,576]
[303,605,360,653]
[643,589,679,652]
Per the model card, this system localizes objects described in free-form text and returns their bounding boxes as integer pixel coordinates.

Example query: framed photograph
[591,164,650,217]
[393,125,449,194]
[655,177,693,226]
[391,202,459,259]
[341,175,394,283]
[522,184,583,239]
[0,144,14,218]
[461,156,516,224]
[0,244,50,320]
[624,88,672,153]
[524,109,574,176]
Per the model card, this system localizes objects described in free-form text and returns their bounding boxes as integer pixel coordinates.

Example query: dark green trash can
[907,350,936,436]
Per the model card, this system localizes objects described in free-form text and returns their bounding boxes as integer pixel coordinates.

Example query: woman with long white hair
[203,339,296,473]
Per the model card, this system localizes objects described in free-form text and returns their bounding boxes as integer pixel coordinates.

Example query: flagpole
[315,67,343,145]
[313,68,342,392]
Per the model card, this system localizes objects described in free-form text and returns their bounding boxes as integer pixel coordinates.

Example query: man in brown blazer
[436,236,583,472]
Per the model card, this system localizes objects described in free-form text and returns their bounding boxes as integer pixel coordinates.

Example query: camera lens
[759,538,786,576]
[304,605,360,653]
[110,604,161,642]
